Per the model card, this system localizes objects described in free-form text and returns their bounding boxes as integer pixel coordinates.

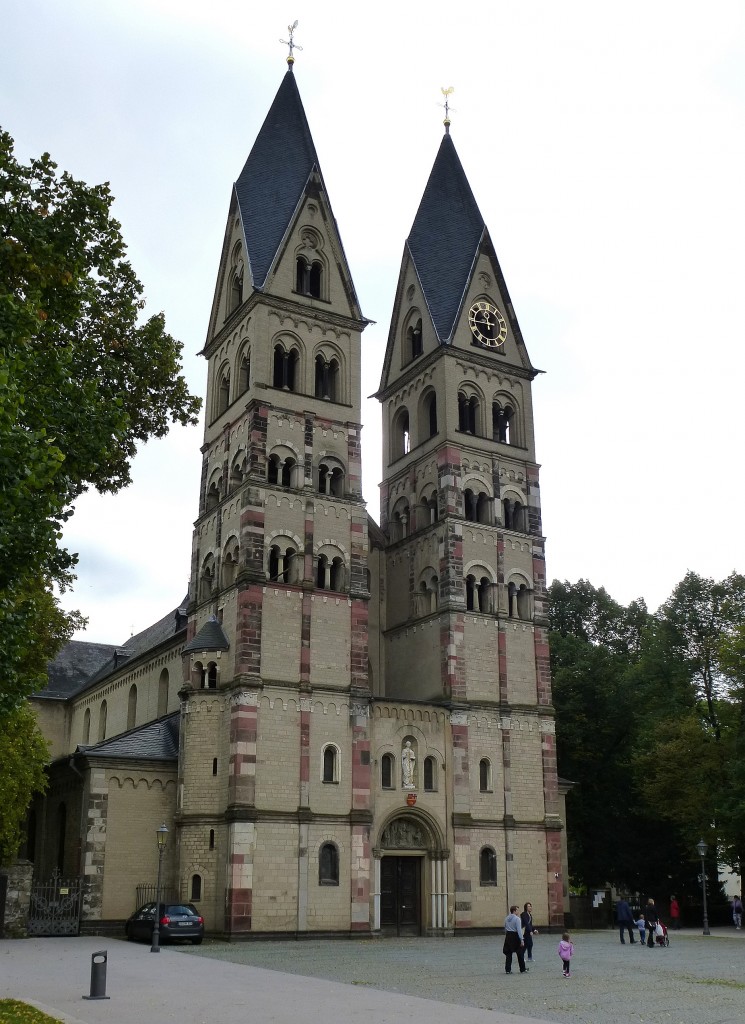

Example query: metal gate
[28,871,82,936]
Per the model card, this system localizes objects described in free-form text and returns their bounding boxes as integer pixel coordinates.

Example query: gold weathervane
[280,20,302,66]
[440,87,455,132]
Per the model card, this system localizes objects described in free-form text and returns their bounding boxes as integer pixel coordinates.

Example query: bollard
[82,949,110,1000]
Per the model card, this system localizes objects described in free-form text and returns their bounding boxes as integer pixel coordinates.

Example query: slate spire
[407,133,486,343]
[234,68,320,290]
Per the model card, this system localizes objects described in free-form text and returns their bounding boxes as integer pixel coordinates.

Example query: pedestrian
[732,895,743,930]
[669,895,681,930]
[616,897,636,944]
[503,904,528,974]
[644,898,660,948]
[635,910,646,945]
[520,901,539,961]
[558,930,574,977]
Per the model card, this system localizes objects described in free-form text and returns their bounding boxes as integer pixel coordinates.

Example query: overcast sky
[4,0,744,642]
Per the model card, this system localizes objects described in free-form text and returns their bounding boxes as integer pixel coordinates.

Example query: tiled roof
[41,641,118,699]
[182,616,230,655]
[235,68,319,290]
[41,596,189,700]
[407,133,486,343]
[78,712,179,761]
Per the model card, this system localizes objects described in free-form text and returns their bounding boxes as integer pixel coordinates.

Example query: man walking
[616,897,636,944]
[503,905,528,974]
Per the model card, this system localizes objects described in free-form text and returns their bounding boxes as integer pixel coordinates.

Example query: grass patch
[691,978,745,990]
[351,980,373,986]
[0,1001,64,1024]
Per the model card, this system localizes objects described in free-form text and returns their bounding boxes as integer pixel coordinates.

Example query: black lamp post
[696,838,710,936]
[150,823,169,952]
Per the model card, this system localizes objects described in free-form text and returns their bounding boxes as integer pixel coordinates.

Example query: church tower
[178,60,372,936]
[374,121,563,926]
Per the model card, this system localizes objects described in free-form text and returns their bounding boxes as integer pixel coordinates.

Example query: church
[29,56,569,937]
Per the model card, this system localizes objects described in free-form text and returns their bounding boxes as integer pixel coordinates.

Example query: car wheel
[191,937,203,945]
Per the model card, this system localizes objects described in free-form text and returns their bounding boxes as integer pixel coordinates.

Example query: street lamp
[150,823,169,952]
[695,838,710,936]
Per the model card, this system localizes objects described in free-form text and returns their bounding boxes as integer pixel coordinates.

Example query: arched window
[424,756,436,792]
[191,874,202,901]
[206,662,218,689]
[199,556,215,603]
[392,408,410,460]
[517,583,532,620]
[314,355,339,401]
[209,829,215,850]
[205,479,220,511]
[127,684,137,730]
[212,758,218,776]
[238,351,250,395]
[296,255,309,293]
[158,669,169,718]
[381,753,394,789]
[230,458,244,491]
[493,401,514,444]
[268,543,298,584]
[466,574,476,611]
[480,846,497,885]
[82,707,91,744]
[309,260,323,298]
[98,700,107,742]
[319,842,339,885]
[406,317,423,361]
[503,497,526,532]
[217,370,230,417]
[458,391,480,435]
[230,269,243,313]
[464,488,477,522]
[478,576,493,613]
[322,745,338,783]
[318,460,344,496]
[316,551,345,592]
[281,457,296,488]
[479,758,492,792]
[273,345,299,392]
[193,661,206,689]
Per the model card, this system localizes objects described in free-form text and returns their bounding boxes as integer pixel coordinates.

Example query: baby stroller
[654,920,670,947]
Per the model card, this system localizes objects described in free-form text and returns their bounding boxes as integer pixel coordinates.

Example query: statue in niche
[401,740,416,789]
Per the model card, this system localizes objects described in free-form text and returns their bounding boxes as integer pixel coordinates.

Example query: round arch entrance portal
[374,811,449,936]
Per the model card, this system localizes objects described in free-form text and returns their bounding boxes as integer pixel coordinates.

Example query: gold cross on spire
[280,20,303,66]
[440,86,454,133]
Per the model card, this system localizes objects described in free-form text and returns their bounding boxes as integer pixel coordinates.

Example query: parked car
[125,902,204,944]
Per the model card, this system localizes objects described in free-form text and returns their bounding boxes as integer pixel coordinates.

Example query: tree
[0,704,49,866]
[0,129,201,712]
[657,571,745,739]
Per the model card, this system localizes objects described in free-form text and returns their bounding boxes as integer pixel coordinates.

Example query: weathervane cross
[440,86,455,132]
[280,20,302,65]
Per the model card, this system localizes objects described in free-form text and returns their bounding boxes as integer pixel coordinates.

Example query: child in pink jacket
[558,931,574,976]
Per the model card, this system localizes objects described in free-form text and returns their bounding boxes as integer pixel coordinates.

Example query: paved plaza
[1,928,743,1024]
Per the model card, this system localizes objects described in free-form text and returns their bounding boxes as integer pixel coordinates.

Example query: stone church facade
[29,64,569,937]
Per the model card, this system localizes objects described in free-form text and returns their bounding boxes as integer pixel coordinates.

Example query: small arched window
[406,317,423,361]
[273,345,299,392]
[458,391,480,435]
[381,753,394,789]
[217,371,230,417]
[238,351,250,394]
[424,756,436,792]
[296,255,308,293]
[493,400,516,444]
[319,842,339,885]
[392,408,410,460]
[480,847,497,885]
[98,700,107,742]
[322,745,338,783]
[157,669,169,717]
[479,758,492,792]
[82,707,91,745]
[191,874,202,901]
[230,270,243,313]
[207,662,218,689]
[309,260,323,298]
[209,829,215,850]
[127,684,137,730]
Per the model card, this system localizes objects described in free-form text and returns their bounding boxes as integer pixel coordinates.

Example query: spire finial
[280,20,302,67]
[440,86,455,133]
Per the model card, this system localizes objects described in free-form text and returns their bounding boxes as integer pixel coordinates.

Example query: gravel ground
[177,927,745,1024]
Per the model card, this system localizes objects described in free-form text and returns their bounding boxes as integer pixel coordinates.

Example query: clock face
[468,300,507,348]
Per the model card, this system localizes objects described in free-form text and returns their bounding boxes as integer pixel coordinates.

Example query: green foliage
[0,705,49,866]
[552,573,745,895]
[0,128,201,714]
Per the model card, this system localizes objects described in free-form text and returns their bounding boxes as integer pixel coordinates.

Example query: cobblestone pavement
[178,927,745,1024]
